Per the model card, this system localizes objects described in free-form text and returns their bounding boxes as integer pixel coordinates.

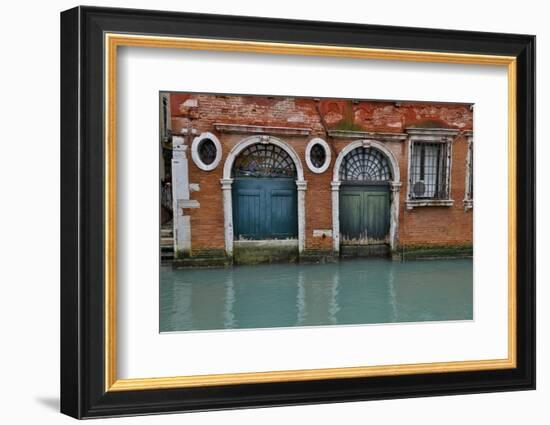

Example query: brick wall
[398,133,473,247]
[169,93,473,252]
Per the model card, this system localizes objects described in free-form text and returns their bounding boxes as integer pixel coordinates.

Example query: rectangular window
[409,141,451,200]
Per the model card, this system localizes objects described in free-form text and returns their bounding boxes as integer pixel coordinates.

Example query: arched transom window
[339,147,392,182]
[233,143,297,178]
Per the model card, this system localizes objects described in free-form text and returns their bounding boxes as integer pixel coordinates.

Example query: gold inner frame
[104,33,517,392]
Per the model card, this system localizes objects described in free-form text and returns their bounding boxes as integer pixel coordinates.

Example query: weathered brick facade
[165,93,473,261]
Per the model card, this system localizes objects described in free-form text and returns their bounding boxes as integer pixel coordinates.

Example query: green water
[159,258,473,332]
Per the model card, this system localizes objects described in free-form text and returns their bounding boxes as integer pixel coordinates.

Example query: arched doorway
[232,143,298,240]
[221,135,307,258]
[339,147,392,252]
[332,140,401,254]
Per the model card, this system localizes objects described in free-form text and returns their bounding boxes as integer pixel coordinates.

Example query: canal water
[160,258,473,332]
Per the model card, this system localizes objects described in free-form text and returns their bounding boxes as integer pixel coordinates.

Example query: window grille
[233,143,297,178]
[339,147,392,182]
[409,141,450,200]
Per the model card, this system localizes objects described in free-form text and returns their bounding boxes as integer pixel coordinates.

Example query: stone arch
[331,140,402,252]
[221,135,307,256]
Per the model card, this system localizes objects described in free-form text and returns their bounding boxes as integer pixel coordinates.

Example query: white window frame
[305,137,331,173]
[405,128,459,210]
[464,131,474,210]
[191,132,222,171]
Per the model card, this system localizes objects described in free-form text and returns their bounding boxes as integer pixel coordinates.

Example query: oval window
[310,143,327,168]
[306,138,331,173]
[198,138,217,165]
[191,132,222,171]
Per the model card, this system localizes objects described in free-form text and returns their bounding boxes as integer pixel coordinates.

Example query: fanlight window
[339,147,392,182]
[233,143,297,178]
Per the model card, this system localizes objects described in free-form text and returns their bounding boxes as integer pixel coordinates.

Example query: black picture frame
[60,5,535,419]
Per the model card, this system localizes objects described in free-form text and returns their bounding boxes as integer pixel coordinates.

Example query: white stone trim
[221,135,307,256]
[332,140,401,252]
[296,180,308,253]
[305,138,331,174]
[331,181,341,253]
[171,136,192,255]
[191,132,222,171]
[214,123,311,136]
[405,128,460,137]
[406,199,454,209]
[220,179,234,256]
[389,182,402,250]
[233,239,299,248]
[464,133,474,211]
[327,129,408,141]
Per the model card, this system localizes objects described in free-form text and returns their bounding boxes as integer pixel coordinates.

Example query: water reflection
[160,259,473,332]
[223,271,236,328]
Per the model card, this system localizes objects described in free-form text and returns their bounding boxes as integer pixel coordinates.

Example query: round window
[310,143,327,168]
[191,132,222,171]
[305,138,331,173]
[198,138,217,165]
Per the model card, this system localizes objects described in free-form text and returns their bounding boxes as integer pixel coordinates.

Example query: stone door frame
[221,135,307,256]
[331,140,402,252]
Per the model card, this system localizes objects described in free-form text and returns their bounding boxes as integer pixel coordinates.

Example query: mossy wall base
[340,244,390,258]
[170,243,473,268]
[233,240,299,265]
[394,244,473,261]
[172,248,232,269]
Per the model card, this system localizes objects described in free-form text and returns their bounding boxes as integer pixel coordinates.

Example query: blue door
[233,178,298,240]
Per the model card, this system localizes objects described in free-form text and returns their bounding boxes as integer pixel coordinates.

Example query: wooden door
[340,184,390,244]
[233,178,298,240]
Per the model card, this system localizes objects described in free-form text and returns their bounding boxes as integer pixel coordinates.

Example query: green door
[233,178,298,240]
[340,184,390,244]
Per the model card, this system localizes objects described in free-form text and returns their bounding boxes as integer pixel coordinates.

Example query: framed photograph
[60,6,535,419]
